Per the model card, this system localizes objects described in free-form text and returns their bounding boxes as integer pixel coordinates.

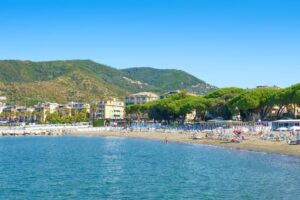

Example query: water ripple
[0,136,300,199]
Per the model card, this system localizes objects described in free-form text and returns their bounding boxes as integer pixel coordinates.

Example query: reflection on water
[0,136,300,199]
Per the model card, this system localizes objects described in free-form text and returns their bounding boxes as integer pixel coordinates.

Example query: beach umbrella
[288,126,300,131]
[276,127,288,131]
[233,129,242,134]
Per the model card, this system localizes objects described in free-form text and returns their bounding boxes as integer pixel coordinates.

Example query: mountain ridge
[0,60,217,105]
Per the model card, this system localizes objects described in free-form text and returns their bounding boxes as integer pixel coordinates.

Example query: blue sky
[0,0,299,88]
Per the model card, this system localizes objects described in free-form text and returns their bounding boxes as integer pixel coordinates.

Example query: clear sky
[0,0,299,88]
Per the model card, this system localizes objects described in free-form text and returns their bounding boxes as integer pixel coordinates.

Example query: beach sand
[69,130,300,157]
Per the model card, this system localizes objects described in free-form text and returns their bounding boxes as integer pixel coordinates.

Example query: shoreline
[1,125,300,158]
[67,130,300,158]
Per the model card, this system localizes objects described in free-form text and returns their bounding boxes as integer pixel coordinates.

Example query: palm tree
[90,102,98,121]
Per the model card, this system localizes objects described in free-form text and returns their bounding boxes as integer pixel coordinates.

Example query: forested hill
[121,67,216,94]
[0,60,216,105]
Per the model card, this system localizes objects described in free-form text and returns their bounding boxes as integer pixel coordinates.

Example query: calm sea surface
[0,136,300,200]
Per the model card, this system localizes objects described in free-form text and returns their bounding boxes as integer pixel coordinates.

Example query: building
[269,104,300,119]
[125,92,159,106]
[272,119,300,130]
[256,85,280,89]
[1,105,18,120]
[0,102,5,114]
[68,102,90,113]
[160,90,198,99]
[185,110,197,122]
[0,96,6,114]
[0,96,6,101]
[160,90,181,99]
[56,104,72,116]
[35,102,60,121]
[96,99,125,120]
[35,102,59,114]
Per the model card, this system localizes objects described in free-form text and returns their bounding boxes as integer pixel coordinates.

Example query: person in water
[164,136,168,143]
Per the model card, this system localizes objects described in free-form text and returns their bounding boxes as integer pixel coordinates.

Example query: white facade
[125,92,159,106]
[68,102,90,113]
[0,102,5,114]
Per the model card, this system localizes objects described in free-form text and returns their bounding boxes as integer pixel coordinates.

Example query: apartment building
[125,92,159,106]
[96,99,124,120]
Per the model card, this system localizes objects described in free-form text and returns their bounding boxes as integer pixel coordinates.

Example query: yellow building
[96,99,125,120]
[34,102,60,121]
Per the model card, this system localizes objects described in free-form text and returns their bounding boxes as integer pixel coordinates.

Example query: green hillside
[0,60,216,105]
[121,67,216,94]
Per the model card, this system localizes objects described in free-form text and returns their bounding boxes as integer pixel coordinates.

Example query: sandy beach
[68,130,300,158]
[2,125,300,157]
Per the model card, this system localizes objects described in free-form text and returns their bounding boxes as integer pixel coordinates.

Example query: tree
[125,104,144,121]
[146,93,208,123]
[182,96,208,121]
[268,88,290,119]
[205,87,245,120]
[205,87,245,100]
[90,103,98,121]
[228,88,279,121]
[147,93,189,123]
[285,84,300,118]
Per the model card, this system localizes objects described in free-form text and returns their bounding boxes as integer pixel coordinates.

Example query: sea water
[0,136,300,200]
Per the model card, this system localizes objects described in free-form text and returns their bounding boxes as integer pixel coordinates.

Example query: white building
[0,96,6,101]
[68,102,90,113]
[35,102,60,114]
[125,92,159,106]
[0,96,6,114]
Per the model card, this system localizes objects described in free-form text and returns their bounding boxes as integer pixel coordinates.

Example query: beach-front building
[269,104,300,119]
[96,98,125,120]
[15,107,35,122]
[0,102,5,114]
[35,102,60,114]
[1,106,16,119]
[0,96,6,101]
[56,104,72,116]
[272,119,300,130]
[68,102,90,113]
[35,102,60,121]
[125,92,159,106]
[0,96,6,114]
[0,105,36,122]
[185,110,197,122]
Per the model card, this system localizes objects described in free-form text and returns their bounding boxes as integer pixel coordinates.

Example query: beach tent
[276,127,288,131]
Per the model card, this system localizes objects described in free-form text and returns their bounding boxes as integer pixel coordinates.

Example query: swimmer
[164,136,168,143]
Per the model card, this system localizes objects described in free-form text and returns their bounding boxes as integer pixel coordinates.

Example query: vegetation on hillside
[122,67,217,94]
[0,60,216,104]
